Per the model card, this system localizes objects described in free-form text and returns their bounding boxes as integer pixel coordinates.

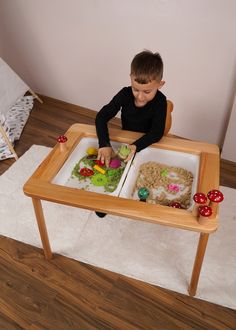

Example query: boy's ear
[158,80,165,89]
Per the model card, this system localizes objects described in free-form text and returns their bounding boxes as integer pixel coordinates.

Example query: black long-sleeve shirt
[95,87,167,152]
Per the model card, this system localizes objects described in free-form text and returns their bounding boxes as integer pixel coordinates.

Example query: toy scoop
[117,144,131,160]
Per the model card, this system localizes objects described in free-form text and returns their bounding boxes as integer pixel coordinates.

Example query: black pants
[95,211,107,218]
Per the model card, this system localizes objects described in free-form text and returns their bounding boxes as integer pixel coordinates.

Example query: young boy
[95,50,167,167]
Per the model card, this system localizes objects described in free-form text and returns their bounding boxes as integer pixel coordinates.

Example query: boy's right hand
[97,147,114,167]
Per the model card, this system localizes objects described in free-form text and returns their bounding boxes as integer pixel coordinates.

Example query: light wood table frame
[23,124,220,297]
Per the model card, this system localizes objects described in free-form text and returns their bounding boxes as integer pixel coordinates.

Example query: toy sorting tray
[52,137,134,197]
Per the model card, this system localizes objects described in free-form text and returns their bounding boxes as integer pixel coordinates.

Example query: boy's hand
[124,144,137,162]
[97,147,115,167]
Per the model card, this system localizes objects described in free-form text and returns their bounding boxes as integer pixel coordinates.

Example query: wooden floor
[0,96,236,329]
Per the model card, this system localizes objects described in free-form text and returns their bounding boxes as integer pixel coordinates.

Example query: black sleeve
[133,96,167,152]
[95,88,127,148]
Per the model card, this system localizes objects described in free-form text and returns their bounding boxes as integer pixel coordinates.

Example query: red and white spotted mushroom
[192,192,207,216]
[198,205,213,225]
[169,201,182,209]
[57,135,68,152]
[207,189,224,215]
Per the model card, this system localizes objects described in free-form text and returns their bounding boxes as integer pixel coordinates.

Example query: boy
[95,50,167,167]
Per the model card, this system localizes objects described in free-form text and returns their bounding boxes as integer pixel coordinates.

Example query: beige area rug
[0,145,236,309]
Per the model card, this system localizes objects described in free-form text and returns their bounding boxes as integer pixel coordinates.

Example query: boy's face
[130,75,164,107]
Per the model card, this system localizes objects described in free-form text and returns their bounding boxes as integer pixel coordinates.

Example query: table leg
[188,232,209,296]
[32,198,52,260]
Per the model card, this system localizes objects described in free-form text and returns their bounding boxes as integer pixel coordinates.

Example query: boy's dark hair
[131,50,163,84]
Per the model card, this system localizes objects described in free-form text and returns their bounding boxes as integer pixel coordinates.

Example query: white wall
[0,0,236,146]
[221,93,236,162]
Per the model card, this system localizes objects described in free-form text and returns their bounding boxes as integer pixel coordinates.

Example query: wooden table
[23,124,220,296]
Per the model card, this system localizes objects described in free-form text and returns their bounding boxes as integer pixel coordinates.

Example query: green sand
[71,155,126,193]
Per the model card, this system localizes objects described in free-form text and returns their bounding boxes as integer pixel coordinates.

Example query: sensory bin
[66,146,128,194]
[119,147,199,210]
[52,137,134,196]
[132,161,194,209]
[59,138,130,194]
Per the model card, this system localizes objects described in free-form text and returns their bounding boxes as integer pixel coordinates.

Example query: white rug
[0,145,236,310]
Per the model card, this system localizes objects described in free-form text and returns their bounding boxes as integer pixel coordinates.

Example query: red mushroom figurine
[192,192,207,216]
[207,189,224,216]
[57,135,68,152]
[169,201,182,208]
[198,205,213,225]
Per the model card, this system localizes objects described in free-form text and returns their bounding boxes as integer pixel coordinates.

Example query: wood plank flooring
[0,95,236,329]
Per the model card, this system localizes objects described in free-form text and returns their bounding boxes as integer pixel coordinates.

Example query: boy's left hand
[124,144,137,162]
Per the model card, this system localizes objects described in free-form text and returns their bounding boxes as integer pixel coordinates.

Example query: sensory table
[23,123,220,296]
